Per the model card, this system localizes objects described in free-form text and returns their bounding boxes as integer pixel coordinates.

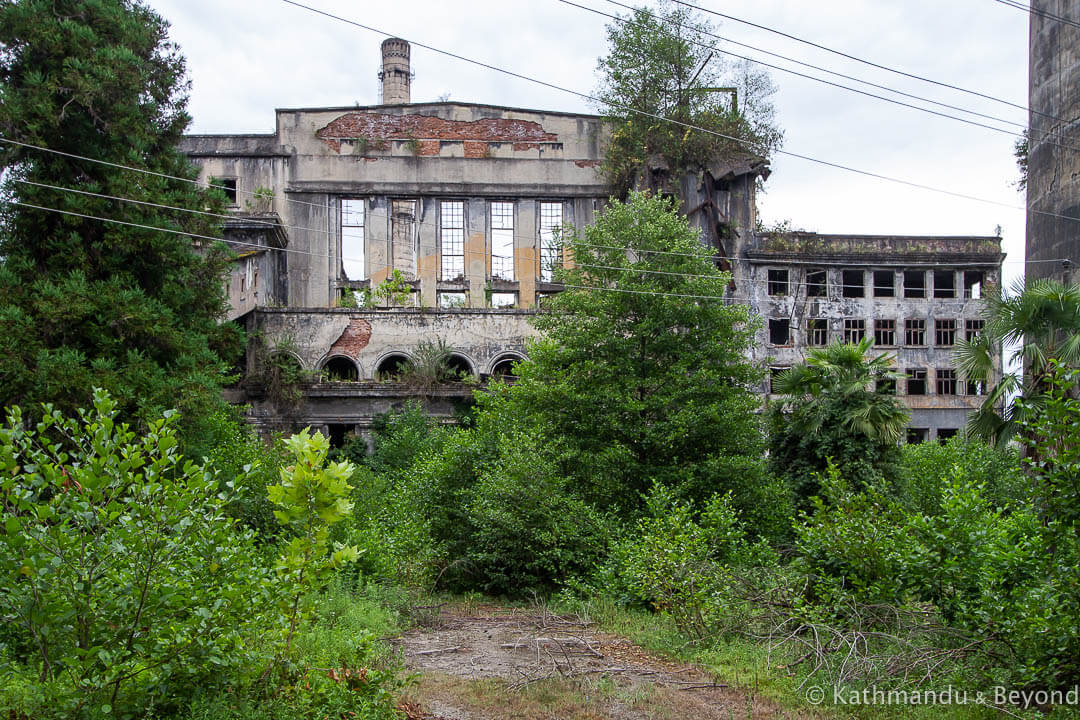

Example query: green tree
[0,390,268,717]
[594,1,783,194]
[954,278,1080,447]
[769,338,909,507]
[0,0,240,445]
[506,191,777,526]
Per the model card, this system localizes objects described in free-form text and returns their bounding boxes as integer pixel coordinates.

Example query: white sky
[147,0,1031,285]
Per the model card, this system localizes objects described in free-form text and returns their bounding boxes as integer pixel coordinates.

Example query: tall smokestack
[379,38,411,105]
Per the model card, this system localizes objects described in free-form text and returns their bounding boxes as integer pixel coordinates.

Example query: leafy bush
[898,435,1029,516]
[0,391,269,718]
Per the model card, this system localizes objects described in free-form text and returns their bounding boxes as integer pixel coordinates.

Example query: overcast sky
[146,0,1031,284]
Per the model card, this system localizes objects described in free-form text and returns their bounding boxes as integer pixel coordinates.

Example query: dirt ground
[391,602,816,720]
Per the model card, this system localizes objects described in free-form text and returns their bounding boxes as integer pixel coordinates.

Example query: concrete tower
[379,38,411,105]
[1027,0,1080,282]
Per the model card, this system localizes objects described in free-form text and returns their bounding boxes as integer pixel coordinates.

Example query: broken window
[806,268,827,297]
[808,318,828,346]
[391,199,417,279]
[877,377,897,394]
[963,270,984,299]
[438,291,467,309]
[491,201,514,280]
[341,198,366,281]
[907,427,929,444]
[966,319,984,341]
[935,318,957,346]
[842,269,865,298]
[490,292,517,308]
[440,200,465,280]
[769,318,791,345]
[843,318,865,344]
[539,202,563,282]
[210,176,238,205]
[936,368,958,395]
[873,270,895,297]
[937,428,959,443]
[905,318,926,346]
[907,368,927,395]
[769,367,788,393]
[874,319,896,346]
[768,268,789,296]
[966,378,986,396]
[934,270,956,298]
[904,270,926,298]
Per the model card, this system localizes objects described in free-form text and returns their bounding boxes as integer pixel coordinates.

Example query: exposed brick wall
[316,112,558,152]
[463,141,488,158]
[329,318,372,357]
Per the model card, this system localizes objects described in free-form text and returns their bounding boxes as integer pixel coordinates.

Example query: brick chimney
[379,38,411,105]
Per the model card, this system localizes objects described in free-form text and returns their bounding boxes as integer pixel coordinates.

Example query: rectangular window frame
[874,319,896,346]
[490,201,515,281]
[936,368,957,395]
[934,269,956,299]
[905,318,926,346]
[808,318,828,346]
[769,318,791,346]
[768,268,789,296]
[904,270,926,298]
[907,368,927,396]
[935,318,957,346]
[539,201,563,282]
[873,270,895,297]
[439,200,465,281]
[341,197,366,281]
[806,268,827,297]
[842,269,865,298]
[843,318,865,344]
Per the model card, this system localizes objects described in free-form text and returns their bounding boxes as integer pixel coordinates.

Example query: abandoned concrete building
[181,38,1003,444]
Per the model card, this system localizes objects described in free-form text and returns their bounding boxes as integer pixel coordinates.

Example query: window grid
[905,318,926,346]
[808,319,828,346]
[440,201,465,280]
[843,318,865,344]
[768,269,789,296]
[935,318,957,346]
[874,319,896,346]
[341,198,365,281]
[490,202,515,280]
[937,368,958,395]
[539,202,563,282]
[966,319,984,341]
[907,368,927,395]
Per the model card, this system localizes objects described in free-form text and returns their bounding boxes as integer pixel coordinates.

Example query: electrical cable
[991,0,1080,30]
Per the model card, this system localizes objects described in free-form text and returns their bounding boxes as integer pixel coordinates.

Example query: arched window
[375,353,412,381]
[322,356,358,382]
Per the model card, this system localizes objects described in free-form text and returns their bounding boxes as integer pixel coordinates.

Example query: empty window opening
[211,177,238,205]
[806,268,827,297]
[326,424,353,450]
[491,355,524,380]
[877,377,897,395]
[769,367,788,393]
[936,368,957,395]
[843,318,865,344]
[440,200,465,280]
[966,319,984,341]
[392,199,418,280]
[322,356,358,382]
[963,270,984,299]
[447,354,474,380]
[935,318,957,346]
[937,428,959,444]
[906,427,929,444]
[490,292,517,308]
[769,318,791,345]
[842,270,865,298]
[873,270,895,297]
[934,270,956,298]
[768,269,789,296]
[907,368,927,395]
[905,318,926,346]
[491,201,514,281]
[966,378,986,396]
[904,270,926,298]
[341,198,366,281]
[375,354,412,381]
[539,202,563,282]
[808,318,828,346]
[438,291,467,309]
[874,319,896,346]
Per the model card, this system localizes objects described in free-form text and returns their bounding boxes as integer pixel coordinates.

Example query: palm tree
[772,336,910,444]
[954,278,1080,447]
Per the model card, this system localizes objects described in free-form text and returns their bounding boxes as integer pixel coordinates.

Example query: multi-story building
[181,38,1002,443]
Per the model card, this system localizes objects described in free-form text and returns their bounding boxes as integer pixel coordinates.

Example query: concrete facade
[1027,0,1080,282]
[185,39,1003,444]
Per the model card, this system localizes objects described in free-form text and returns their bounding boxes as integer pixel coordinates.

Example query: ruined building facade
[181,39,1002,443]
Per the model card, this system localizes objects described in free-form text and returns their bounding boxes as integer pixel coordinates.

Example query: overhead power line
[670,0,1046,122]
[277,0,1074,223]
[992,0,1080,30]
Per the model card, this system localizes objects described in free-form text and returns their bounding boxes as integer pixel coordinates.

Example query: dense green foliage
[594,1,782,194]
[769,338,908,507]
[0,0,240,447]
[509,191,773,521]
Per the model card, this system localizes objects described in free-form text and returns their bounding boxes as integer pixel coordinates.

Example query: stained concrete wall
[1027,0,1080,282]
